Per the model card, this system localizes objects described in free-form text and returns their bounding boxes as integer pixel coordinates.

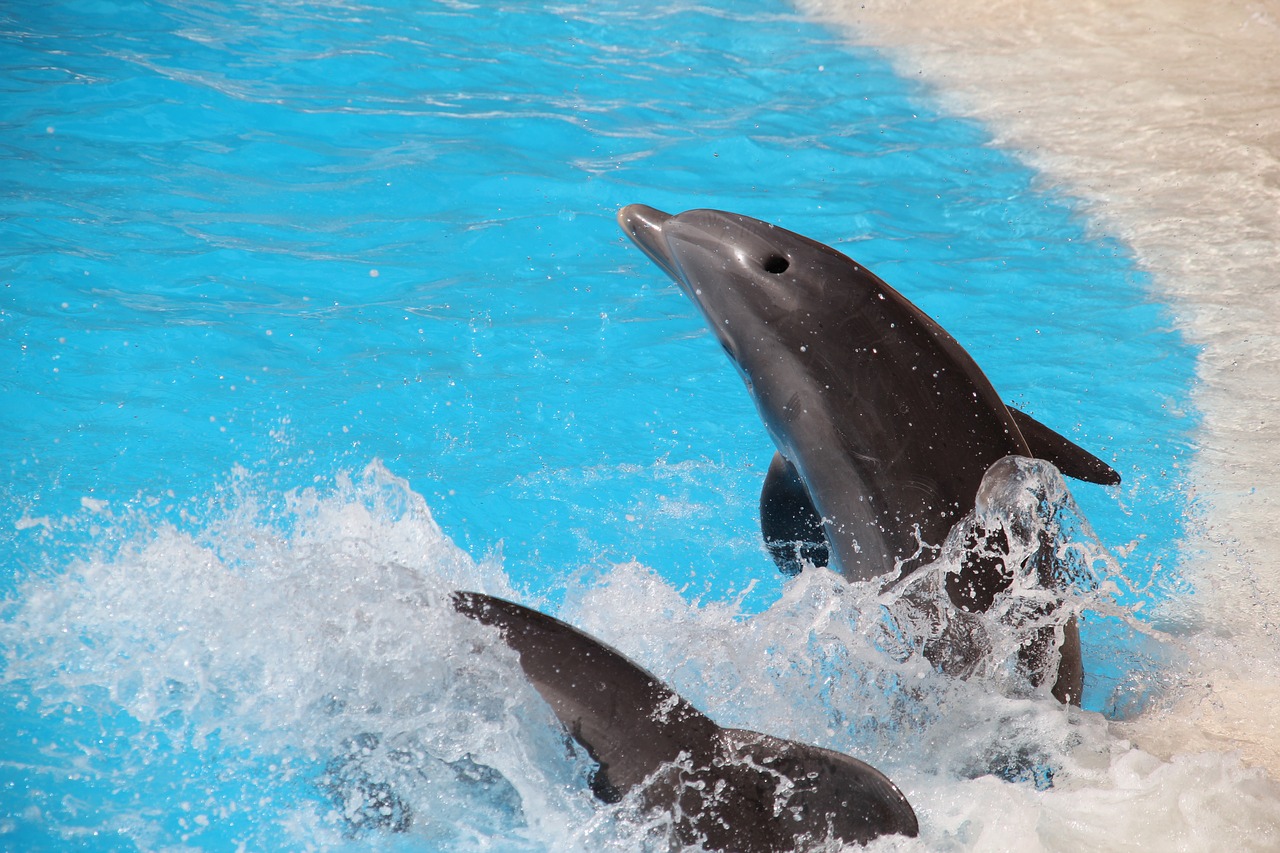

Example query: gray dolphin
[453,591,919,850]
[617,205,1118,703]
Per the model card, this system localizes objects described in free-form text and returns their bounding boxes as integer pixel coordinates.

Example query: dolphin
[453,591,919,851]
[617,205,1118,702]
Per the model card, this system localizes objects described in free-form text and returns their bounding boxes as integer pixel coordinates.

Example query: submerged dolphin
[453,591,919,851]
[617,205,1118,702]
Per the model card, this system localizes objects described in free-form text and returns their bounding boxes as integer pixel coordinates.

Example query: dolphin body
[617,205,1119,702]
[453,591,919,851]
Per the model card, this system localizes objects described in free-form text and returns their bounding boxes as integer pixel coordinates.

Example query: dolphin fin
[1007,407,1121,486]
[759,452,830,575]
[451,591,717,797]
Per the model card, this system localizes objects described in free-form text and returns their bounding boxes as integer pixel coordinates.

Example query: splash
[1,463,599,848]
[3,461,1278,850]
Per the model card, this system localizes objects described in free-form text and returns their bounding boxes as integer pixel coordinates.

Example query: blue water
[1,0,1196,849]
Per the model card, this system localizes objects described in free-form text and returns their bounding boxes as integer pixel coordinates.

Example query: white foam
[798,0,1280,783]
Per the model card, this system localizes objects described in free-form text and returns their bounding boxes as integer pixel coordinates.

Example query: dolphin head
[617,205,865,363]
[618,205,881,457]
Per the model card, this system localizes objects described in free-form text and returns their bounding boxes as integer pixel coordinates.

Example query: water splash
[1,463,598,848]
[4,461,1278,850]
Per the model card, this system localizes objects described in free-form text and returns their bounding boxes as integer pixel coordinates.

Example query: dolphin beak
[617,204,679,282]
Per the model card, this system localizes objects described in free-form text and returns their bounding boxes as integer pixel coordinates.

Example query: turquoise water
[1,0,1196,849]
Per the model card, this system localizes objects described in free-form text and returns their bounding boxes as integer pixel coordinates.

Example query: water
[2,0,1276,849]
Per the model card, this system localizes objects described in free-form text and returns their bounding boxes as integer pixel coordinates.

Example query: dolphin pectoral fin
[1007,406,1121,486]
[451,592,717,797]
[760,452,830,575]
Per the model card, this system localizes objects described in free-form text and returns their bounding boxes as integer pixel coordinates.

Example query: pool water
[6,0,1266,849]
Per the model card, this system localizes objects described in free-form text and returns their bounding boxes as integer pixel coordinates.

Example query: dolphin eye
[762,254,790,274]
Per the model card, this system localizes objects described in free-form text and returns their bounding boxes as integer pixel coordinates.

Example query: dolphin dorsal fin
[451,592,717,796]
[1007,406,1121,486]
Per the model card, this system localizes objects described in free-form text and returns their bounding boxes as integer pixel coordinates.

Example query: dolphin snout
[618,204,678,280]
